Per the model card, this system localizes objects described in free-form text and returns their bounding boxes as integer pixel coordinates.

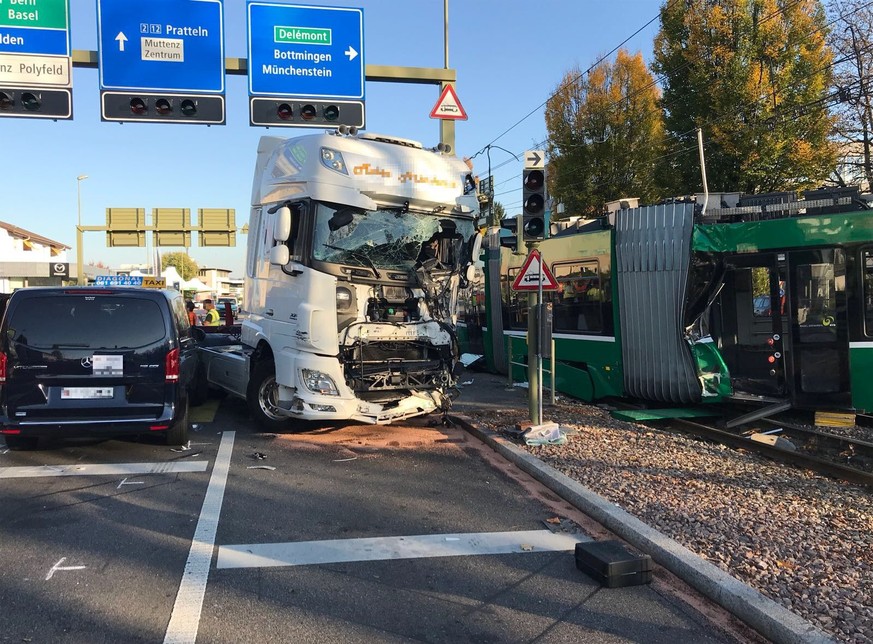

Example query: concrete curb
[452,416,835,644]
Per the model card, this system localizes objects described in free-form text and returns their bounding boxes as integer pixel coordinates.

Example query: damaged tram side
[196,131,482,428]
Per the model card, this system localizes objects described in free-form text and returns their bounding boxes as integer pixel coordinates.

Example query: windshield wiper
[322,244,382,278]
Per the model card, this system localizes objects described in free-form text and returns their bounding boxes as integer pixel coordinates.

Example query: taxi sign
[512,249,559,292]
[142,277,166,288]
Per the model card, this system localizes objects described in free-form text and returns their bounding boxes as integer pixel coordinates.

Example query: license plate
[61,387,114,400]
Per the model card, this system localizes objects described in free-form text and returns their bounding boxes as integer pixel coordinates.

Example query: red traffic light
[0,92,13,110]
[301,104,317,120]
[155,98,172,115]
[130,98,147,115]
[524,169,544,191]
[277,103,293,120]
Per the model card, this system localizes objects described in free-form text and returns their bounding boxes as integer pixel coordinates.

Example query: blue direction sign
[247,2,364,99]
[0,0,70,57]
[97,0,225,93]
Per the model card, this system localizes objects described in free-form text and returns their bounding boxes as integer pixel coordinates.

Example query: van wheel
[247,360,293,432]
[189,363,209,407]
[166,399,190,446]
[4,435,39,451]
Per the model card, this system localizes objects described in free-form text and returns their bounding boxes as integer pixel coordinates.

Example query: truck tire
[247,360,294,432]
[166,398,190,446]
[4,435,39,451]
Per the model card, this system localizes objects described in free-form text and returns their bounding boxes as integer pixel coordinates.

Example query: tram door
[787,249,850,407]
[715,254,788,397]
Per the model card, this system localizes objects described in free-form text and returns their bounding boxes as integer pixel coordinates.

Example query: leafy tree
[827,0,873,190]
[161,252,199,281]
[490,201,506,228]
[653,0,838,195]
[545,49,665,218]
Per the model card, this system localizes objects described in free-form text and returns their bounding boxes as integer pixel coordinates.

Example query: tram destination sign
[247,2,364,99]
[97,0,225,93]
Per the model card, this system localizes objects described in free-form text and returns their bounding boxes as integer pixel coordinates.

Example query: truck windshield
[312,202,471,272]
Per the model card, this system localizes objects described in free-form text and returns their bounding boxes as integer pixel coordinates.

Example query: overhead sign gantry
[0,0,72,119]
[97,0,226,124]
[247,1,365,128]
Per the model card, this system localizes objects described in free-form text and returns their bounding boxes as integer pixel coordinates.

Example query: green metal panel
[849,346,873,413]
[610,408,721,422]
[690,341,732,401]
[693,210,873,253]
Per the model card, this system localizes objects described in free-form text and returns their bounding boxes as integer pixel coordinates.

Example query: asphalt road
[0,394,740,644]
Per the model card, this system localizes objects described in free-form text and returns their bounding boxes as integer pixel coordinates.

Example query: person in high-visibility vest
[202,299,220,326]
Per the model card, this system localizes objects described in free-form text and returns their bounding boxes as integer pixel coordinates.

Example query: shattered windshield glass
[312,202,471,272]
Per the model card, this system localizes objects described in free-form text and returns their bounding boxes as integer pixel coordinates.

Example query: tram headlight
[301,369,340,396]
[320,147,348,175]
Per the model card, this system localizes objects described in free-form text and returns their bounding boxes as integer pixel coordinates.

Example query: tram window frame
[863,249,873,336]
[549,260,608,334]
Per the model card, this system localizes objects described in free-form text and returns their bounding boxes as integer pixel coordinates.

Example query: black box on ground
[574,540,653,588]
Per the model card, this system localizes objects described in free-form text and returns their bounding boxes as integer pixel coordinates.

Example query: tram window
[796,260,837,341]
[503,268,528,330]
[864,250,873,336]
[549,260,609,334]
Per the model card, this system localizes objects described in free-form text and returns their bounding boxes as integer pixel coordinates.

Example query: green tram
[457,187,873,414]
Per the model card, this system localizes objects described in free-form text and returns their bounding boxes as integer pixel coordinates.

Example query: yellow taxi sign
[142,277,166,289]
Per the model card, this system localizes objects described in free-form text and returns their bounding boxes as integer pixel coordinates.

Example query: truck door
[787,248,851,407]
[715,254,787,397]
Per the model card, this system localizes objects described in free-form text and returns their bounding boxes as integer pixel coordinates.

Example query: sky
[0,0,663,276]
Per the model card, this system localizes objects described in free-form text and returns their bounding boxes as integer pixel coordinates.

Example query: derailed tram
[459,187,873,415]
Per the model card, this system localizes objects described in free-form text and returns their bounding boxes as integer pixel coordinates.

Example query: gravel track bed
[463,400,873,644]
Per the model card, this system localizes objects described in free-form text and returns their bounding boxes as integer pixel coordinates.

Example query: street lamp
[76,174,88,285]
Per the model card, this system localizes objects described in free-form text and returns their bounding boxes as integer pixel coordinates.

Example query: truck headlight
[336,286,353,312]
[301,369,340,396]
[320,147,348,175]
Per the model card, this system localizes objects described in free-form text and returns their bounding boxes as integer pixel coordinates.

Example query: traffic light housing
[100,92,225,125]
[522,168,546,240]
[249,97,365,128]
[0,88,72,120]
[499,214,522,251]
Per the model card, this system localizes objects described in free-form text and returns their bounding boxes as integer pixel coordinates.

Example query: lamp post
[76,174,88,285]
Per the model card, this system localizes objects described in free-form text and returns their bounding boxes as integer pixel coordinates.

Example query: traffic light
[522,168,547,240]
[250,97,365,128]
[0,88,72,120]
[100,92,225,125]
[499,214,523,251]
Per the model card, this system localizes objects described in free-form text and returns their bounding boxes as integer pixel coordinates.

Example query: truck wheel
[166,398,190,446]
[4,435,39,451]
[247,360,293,432]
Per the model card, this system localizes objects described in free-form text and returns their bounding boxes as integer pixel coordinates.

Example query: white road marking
[0,461,208,479]
[163,431,235,644]
[217,530,584,570]
[117,478,145,489]
[46,557,87,580]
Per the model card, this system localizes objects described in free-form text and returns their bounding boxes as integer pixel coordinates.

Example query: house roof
[0,219,71,250]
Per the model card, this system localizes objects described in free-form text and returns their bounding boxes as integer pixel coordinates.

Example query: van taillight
[165,348,180,382]
[0,352,6,383]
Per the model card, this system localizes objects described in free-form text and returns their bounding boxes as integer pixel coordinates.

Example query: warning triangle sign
[512,249,559,291]
[430,84,468,120]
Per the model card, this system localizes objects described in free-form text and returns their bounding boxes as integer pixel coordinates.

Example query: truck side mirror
[269,245,290,266]
[273,206,292,242]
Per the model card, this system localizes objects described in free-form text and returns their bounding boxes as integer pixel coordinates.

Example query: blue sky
[0,0,662,276]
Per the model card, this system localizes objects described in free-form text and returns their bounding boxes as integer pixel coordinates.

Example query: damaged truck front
[196,131,482,428]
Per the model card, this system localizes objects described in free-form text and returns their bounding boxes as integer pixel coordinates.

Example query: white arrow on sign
[115,32,128,52]
[345,46,358,61]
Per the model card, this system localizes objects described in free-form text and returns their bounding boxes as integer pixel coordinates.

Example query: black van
[0,287,196,449]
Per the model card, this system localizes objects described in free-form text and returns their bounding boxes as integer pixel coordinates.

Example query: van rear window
[8,296,166,350]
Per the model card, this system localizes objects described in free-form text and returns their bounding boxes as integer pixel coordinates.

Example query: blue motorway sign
[95,275,143,287]
[97,0,225,93]
[0,0,70,56]
[247,2,364,99]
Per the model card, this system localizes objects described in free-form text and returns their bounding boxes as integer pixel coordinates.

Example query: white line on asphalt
[45,557,87,580]
[117,478,145,489]
[216,530,585,570]
[0,461,209,479]
[163,431,235,644]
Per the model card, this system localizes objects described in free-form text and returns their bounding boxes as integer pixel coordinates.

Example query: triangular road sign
[512,249,559,291]
[430,84,468,120]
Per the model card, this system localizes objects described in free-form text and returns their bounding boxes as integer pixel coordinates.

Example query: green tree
[653,0,838,195]
[545,50,666,218]
[162,252,199,281]
[491,201,506,228]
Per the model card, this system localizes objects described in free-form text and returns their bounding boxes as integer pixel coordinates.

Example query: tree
[653,0,838,195]
[827,0,873,190]
[162,252,199,281]
[545,49,665,218]
[491,201,506,228]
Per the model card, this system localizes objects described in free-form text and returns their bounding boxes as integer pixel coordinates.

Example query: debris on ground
[246,465,276,470]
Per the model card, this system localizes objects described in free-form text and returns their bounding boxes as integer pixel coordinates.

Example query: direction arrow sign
[430,84,467,120]
[524,150,545,170]
[247,2,364,99]
[97,0,225,93]
[512,249,559,292]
